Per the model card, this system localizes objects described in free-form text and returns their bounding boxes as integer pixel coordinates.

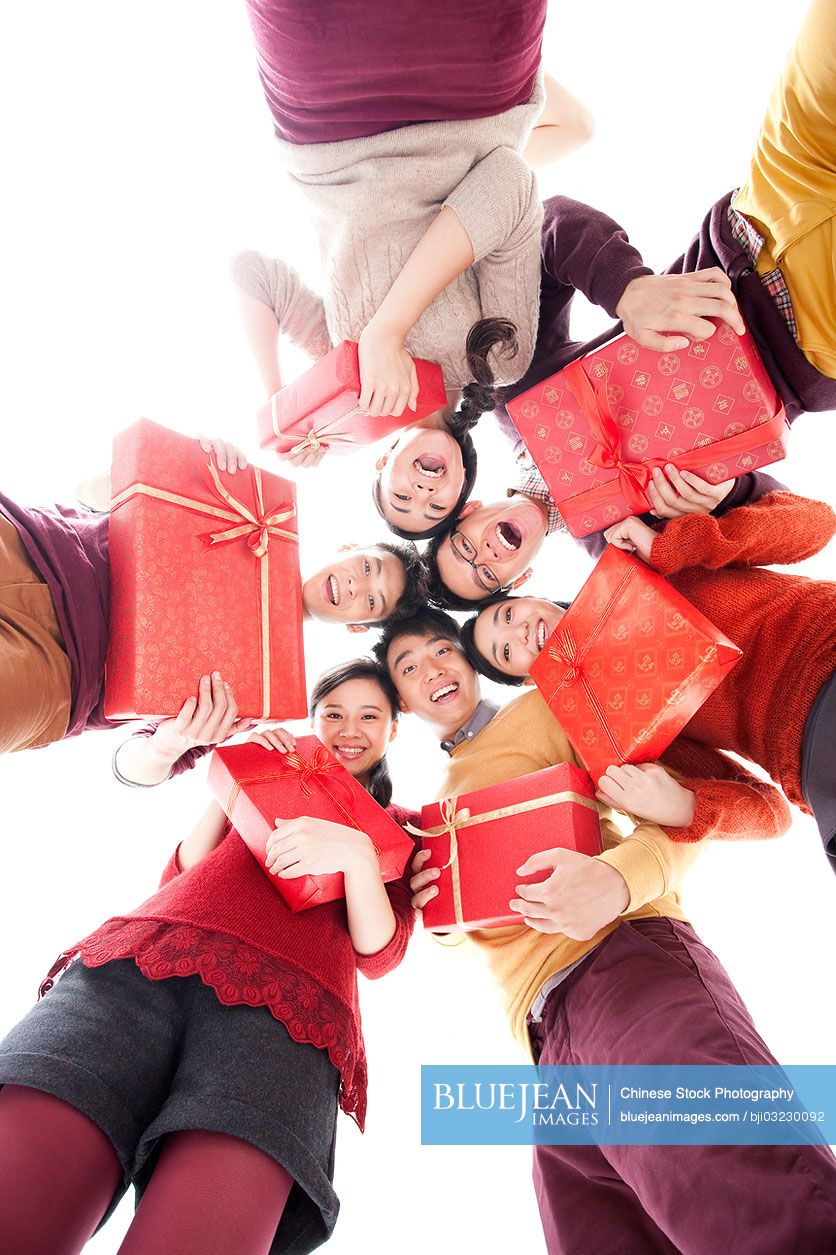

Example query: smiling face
[312,676,397,781]
[473,597,565,678]
[434,495,549,603]
[302,547,405,625]
[386,629,481,739]
[377,426,465,533]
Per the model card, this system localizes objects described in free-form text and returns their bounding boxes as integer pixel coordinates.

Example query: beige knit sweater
[234,76,545,389]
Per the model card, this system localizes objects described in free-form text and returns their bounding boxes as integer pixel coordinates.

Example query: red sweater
[46,805,417,1130]
[650,493,836,812]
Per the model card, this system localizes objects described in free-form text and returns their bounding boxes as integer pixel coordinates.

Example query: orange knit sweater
[650,492,836,811]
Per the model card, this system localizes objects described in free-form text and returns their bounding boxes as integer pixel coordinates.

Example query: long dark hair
[373,316,519,542]
[309,659,400,808]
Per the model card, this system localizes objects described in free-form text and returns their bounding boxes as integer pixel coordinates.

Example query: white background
[1,2,834,1252]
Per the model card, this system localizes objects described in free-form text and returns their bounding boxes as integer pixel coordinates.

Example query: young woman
[234,2,595,536]
[0,659,416,1255]
[460,490,836,870]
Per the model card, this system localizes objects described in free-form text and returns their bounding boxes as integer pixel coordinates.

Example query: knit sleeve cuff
[597,836,670,914]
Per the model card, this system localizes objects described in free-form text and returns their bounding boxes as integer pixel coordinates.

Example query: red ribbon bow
[199,459,297,558]
[549,630,585,689]
[563,360,658,515]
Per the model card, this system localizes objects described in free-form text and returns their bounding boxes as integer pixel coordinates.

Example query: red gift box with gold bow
[105,417,307,720]
[530,546,741,782]
[257,340,447,455]
[208,737,415,911]
[417,763,602,931]
[506,322,789,537]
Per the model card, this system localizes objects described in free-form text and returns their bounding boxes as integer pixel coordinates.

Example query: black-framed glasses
[449,531,510,594]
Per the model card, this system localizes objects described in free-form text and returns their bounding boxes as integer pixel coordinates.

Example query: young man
[425,0,835,607]
[376,608,836,1253]
[460,489,836,871]
[0,477,424,758]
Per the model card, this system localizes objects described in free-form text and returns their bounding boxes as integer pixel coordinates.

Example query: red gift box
[208,737,415,911]
[530,546,741,782]
[105,417,307,720]
[257,340,447,455]
[507,322,789,537]
[418,763,602,931]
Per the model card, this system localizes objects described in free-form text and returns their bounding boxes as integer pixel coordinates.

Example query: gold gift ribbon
[110,458,298,719]
[270,393,363,455]
[407,789,599,928]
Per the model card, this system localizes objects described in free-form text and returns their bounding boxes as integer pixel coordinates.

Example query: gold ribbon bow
[227,745,381,857]
[269,391,362,456]
[110,456,298,719]
[407,790,599,928]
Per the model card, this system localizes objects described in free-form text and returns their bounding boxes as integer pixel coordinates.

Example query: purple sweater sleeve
[540,195,652,319]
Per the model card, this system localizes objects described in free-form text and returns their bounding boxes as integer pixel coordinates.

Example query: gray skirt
[0,958,340,1254]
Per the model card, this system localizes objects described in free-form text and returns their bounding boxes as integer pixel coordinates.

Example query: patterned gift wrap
[258,340,447,455]
[417,763,602,931]
[530,546,741,781]
[507,321,789,537]
[209,737,415,911]
[105,417,306,720]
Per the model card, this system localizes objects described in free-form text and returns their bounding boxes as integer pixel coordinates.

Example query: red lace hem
[40,919,368,1129]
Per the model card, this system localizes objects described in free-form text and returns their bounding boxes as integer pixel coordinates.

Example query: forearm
[344,850,397,956]
[369,206,474,338]
[177,801,229,871]
[523,76,595,167]
[114,732,181,786]
[236,287,282,396]
[650,492,836,573]
[540,194,652,318]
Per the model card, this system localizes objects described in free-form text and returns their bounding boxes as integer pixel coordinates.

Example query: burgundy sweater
[48,804,418,1131]
[244,0,546,144]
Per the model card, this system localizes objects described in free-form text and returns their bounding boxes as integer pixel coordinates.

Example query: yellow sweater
[436,689,702,1055]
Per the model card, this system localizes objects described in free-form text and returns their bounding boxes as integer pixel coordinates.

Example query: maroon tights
[0,1085,294,1254]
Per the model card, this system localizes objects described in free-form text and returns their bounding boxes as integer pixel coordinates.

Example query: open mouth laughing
[413,454,446,479]
[536,618,547,651]
[324,574,340,606]
[496,521,522,552]
[429,681,460,704]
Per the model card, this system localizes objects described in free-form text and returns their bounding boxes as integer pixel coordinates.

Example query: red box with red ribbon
[506,322,789,537]
[529,546,741,781]
[257,340,447,456]
[105,417,307,720]
[208,737,415,911]
[418,762,602,931]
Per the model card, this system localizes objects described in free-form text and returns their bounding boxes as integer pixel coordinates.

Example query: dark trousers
[528,918,836,1255]
[802,670,836,874]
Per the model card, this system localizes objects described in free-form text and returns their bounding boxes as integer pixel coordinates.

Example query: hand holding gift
[258,340,445,459]
[615,268,746,352]
[595,762,697,828]
[267,816,379,878]
[509,848,629,940]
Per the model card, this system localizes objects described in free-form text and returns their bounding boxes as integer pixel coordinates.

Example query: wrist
[344,835,381,877]
[363,307,410,343]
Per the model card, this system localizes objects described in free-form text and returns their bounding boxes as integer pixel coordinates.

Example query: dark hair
[423,526,493,612]
[350,541,430,628]
[459,595,571,687]
[372,607,463,675]
[372,317,519,542]
[309,658,399,808]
